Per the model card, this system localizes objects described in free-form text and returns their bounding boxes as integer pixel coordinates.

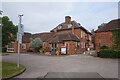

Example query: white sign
[19,24,24,35]
[61,47,67,54]
[19,34,22,44]
[17,33,22,43]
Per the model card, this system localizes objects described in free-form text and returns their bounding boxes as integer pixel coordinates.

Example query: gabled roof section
[50,20,91,34]
[32,32,54,42]
[22,32,32,43]
[50,20,80,32]
[47,32,80,43]
[95,19,120,32]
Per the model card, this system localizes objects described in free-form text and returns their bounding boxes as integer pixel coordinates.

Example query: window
[58,26,62,29]
[7,42,14,52]
[81,31,83,38]
[81,42,85,48]
[22,44,26,49]
[43,42,45,48]
[51,43,57,51]
[68,24,72,28]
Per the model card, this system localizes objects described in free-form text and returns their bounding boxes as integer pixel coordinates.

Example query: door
[51,43,57,52]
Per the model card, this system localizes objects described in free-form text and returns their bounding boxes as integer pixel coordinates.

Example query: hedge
[2,47,7,53]
[99,49,120,58]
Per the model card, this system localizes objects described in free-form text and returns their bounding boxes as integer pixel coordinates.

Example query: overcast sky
[2,1,119,34]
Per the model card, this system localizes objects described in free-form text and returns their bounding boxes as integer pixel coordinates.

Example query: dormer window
[58,26,62,29]
[68,24,72,28]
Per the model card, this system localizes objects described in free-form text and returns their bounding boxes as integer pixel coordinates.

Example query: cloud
[2,2,74,33]
[67,2,118,31]
[2,2,118,33]
[2,0,119,2]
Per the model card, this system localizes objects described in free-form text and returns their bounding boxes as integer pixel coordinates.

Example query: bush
[39,48,45,53]
[29,38,43,52]
[2,47,7,53]
[27,49,33,52]
[99,49,120,58]
[100,45,108,49]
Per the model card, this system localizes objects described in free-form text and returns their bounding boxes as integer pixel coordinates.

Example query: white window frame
[22,44,26,49]
[7,42,14,52]
[81,31,83,38]
[68,24,72,28]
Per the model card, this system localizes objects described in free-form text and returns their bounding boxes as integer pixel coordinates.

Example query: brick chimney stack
[65,16,71,24]
[72,22,75,34]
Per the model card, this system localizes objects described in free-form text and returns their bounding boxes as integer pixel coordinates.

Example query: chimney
[65,16,71,24]
[72,21,75,34]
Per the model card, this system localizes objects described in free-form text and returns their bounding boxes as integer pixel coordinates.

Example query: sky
[1,0,119,34]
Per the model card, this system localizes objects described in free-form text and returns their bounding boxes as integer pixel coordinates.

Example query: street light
[17,14,23,68]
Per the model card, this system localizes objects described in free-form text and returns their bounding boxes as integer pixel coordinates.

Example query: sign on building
[61,46,67,55]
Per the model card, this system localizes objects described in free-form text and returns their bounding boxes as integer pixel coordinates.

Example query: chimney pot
[65,16,71,24]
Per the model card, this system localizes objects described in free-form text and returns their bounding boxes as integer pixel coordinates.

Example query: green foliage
[2,61,25,79]
[112,29,120,50]
[100,45,108,49]
[2,16,18,50]
[39,48,45,53]
[99,49,120,58]
[2,47,7,53]
[29,38,43,52]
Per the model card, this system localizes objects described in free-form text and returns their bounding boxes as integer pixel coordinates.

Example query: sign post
[17,14,23,68]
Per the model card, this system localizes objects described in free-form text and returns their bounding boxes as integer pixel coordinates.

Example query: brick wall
[43,42,51,52]
[95,31,113,53]
[56,28,91,53]
[14,41,30,53]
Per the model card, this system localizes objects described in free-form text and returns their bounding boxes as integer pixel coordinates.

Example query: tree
[2,16,18,52]
[112,29,120,50]
[29,38,43,52]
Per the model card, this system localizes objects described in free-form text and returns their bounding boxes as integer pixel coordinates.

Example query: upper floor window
[81,31,83,38]
[68,24,72,28]
[58,26,62,29]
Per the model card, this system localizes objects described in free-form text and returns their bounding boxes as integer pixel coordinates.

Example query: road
[2,53,118,78]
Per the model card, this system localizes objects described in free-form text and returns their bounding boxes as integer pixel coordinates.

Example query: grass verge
[2,61,25,79]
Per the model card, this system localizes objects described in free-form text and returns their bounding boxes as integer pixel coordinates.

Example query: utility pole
[17,14,23,68]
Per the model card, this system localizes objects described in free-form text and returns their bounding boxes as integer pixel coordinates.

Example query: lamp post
[17,14,23,68]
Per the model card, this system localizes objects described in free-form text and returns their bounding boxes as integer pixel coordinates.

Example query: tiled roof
[95,19,120,32]
[50,20,80,32]
[22,32,54,43]
[31,32,54,42]
[22,32,32,43]
[50,20,91,34]
[47,32,80,43]
[39,32,54,41]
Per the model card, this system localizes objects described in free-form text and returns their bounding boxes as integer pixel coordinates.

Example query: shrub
[100,45,108,49]
[39,48,45,53]
[99,49,120,58]
[27,49,33,52]
[29,38,43,52]
[2,47,7,53]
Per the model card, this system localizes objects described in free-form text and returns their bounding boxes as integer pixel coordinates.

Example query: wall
[43,42,51,52]
[57,28,90,53]
[95,31,113,53]
[14,41,30,53]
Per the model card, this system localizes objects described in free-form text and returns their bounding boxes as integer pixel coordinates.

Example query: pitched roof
[39,32,54,41]
[47,32,80,43]
[50,20,80,32]
[31,32,54,42]
[95,19,120,32]
[22,32,32,43]
[50,20,91,34]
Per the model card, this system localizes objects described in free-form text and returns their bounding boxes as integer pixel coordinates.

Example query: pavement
[2,53,119,78]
